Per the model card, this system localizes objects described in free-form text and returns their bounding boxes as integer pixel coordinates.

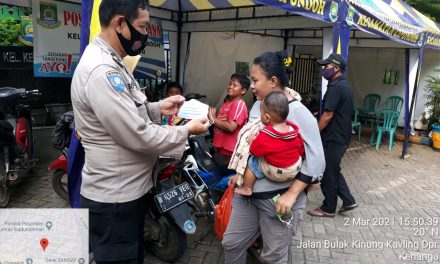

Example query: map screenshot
[0,209,88,264]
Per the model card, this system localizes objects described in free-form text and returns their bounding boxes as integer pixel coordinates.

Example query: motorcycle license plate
[154,182,194,213]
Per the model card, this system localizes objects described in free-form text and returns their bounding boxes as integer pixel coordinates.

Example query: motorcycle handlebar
[184,93,206,101]
[26,89,41,96]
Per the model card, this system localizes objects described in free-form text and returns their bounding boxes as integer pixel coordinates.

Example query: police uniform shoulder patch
[106,70,125,92]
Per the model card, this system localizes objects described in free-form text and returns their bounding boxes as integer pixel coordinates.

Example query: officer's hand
[185,118,210,135]
[160,95,185,115]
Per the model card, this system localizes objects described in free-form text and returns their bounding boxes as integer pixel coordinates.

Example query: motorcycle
[49,111,74,201]
[0,87,40,207]
[179,133,235,218]
[47,111,196,262]
[144,157,197,262]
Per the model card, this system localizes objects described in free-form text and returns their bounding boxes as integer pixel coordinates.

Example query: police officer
[71,0,209,263]
[307,53,358,218]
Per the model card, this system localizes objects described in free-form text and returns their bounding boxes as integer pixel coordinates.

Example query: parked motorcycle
[0,87,40,207]
[179,133,235,218]
[48,111,196,262]
[49,149,69,201]
[145,157,196,262]
[49,111,74,201]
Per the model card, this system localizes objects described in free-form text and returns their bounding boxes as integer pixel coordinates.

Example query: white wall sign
[33,0,80,77]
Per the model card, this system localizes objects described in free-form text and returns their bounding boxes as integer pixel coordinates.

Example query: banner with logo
[33,0,81,77]
[346,0,426,48]
[133,18,166,80]
[253,0,332,23]
[252,0,440,50]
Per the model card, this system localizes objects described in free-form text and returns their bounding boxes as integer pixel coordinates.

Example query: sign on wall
[133,18,166,80]
[32,0,80,77]
[0,46,33,69]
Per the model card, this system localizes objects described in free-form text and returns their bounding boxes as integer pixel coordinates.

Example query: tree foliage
[425,67,440,127]
[0,17,23,46]
[404,0,440,22]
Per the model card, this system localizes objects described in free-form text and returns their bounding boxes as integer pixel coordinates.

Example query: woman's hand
[160,95,185,115]
[275,190,297,216]
[228,174,240,187]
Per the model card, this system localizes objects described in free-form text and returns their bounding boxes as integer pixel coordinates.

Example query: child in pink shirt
[209,73,250,158]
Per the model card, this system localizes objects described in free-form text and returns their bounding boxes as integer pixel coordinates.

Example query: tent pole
[402,49,410,158]
[321,1,351,115]
[176,1,183,83]
[402,48,424,158]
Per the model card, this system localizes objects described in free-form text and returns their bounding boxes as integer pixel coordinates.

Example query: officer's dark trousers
[80,194,148,264]
[320,141,356,213]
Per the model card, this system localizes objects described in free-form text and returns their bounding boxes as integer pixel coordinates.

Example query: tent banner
[346,0,427,48]
[33,0,81,77]
[253,0,333,23]
[425,32,440,50]
[133,18,166,80]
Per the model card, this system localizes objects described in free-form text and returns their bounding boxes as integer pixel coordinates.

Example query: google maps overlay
[0,209,88,264]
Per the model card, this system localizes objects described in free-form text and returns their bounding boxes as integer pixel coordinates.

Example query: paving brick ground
[5,127,440,263]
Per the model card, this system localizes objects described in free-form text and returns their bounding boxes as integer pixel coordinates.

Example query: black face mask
[117,18,149,56]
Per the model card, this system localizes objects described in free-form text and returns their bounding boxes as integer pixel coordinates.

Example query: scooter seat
[189,136,217,174]
[212,153,235,176]
[0,120,15,144]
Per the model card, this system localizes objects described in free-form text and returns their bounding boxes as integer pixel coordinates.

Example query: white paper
[178,99,209,120]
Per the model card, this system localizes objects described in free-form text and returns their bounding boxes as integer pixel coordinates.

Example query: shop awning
[150,0,256,12]
[250,0,440,50]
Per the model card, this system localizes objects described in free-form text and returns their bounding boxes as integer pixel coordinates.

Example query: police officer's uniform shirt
[71,36,188,203]
[321,76,354,145]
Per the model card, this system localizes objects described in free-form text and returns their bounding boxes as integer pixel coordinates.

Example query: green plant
[425,67,440,127]
[0,17,23,46]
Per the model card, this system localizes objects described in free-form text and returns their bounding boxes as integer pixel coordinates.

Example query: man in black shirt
[307,53,358,218]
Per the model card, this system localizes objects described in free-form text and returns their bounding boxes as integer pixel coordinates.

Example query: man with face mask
[71,0,210,263]
[307,53,358,218]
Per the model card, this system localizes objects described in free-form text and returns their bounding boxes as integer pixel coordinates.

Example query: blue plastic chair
[369,109,400,150]
[352,108,361,141]
[359,93,381,129]
[382,96,404,113]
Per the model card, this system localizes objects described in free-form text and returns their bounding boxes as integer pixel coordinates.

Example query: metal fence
[291,58,316,95]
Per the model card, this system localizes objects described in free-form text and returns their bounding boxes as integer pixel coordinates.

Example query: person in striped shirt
[235,91,305,196]
[209,73,250,159]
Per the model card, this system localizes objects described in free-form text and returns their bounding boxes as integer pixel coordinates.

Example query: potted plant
[425,67,440,151]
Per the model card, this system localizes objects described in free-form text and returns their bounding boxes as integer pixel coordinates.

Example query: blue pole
[320,0,351,115]
[80,0,94,56]
[403,48,410,157]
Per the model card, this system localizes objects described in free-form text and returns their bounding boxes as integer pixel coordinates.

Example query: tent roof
[150,0,440,50]
[348,0,440,35]
[150,0,256,12]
